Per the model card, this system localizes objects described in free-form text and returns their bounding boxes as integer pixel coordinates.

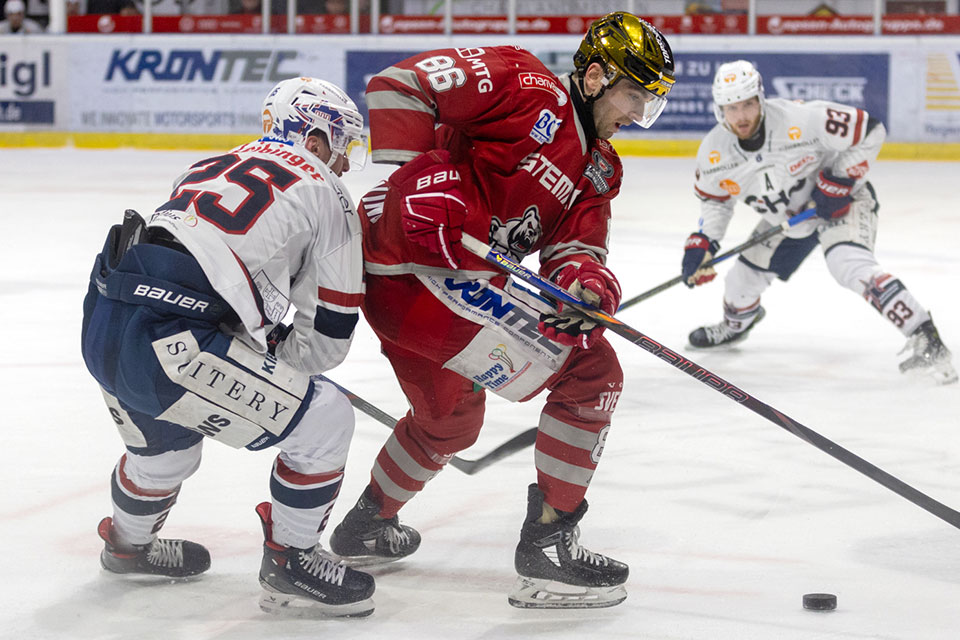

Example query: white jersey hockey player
[680,60,956,385]
[81,77,379,617]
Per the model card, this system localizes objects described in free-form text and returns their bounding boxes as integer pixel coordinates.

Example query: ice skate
[256,502,375,618]
[98,516,210,579]
[689,306,766,349]
[328,485,421,566]
[508,484,628,610]
[899,318,957,385]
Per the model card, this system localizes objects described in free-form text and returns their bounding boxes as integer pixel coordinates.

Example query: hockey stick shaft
[314,374,536,475]
[617,208,816,311]
[459,233,960,530]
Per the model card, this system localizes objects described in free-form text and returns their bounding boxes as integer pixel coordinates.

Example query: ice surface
[1,148,958,639]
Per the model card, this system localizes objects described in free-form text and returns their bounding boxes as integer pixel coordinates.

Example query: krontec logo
[771,77,867,104]
[105,49,299,82]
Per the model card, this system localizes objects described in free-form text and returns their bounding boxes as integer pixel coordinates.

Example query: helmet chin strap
[325,151,340,169]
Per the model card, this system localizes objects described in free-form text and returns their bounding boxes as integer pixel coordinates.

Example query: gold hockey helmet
[574,12,676,99]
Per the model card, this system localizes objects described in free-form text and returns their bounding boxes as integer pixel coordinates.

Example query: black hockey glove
[266,323,293,356]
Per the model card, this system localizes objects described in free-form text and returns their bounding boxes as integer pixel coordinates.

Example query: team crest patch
[583,150,615,194]
[530,109,562,144]
[490,206,542,261]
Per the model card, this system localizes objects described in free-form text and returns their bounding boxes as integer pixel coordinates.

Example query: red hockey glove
[681,232,720,288]
[812,169,855,219]
[538,261,622,349]
[389,149,467,269]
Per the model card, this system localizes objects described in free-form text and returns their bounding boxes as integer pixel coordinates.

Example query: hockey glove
[681,232,720,288]
[812,170,855,219]
[389,149,467,269]
[538,261,622,349]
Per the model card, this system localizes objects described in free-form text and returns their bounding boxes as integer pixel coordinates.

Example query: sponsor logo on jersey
[105,49,300,83]
[702,161,740,175]
[518,72,568,106]
[719,179,740,195]
[457,48,493,94]
[846,160,870,179]
[771,77,867,103]
[583,150,615,195]
[489,344,516,373]
[787,154,817,175]
[490,206,542,261]
[530,109,562,144]
[708,150,721,164]
[518,152,581,209]
[788,126,802,140]
[440,278,564,356]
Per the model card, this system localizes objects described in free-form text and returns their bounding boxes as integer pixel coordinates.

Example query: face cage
[604,80,669,129]
[327,122,369,171]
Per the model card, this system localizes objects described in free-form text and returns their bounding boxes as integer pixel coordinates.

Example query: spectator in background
[0,0,45,32]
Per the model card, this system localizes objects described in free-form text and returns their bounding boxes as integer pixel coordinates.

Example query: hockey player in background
[681,60,957,385]
[81,77,378,617]
[326,13,675,608]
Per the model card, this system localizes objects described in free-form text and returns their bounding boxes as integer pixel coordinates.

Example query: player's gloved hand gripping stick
[618,208,816,311]
[459,232,960,532]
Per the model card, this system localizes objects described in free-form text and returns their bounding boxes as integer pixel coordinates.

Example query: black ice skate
[328,485,421,566]
[97,516,210,579]
[899,318,958,385]
[689,306,766,349]
[256,502,375,618]
[509,484,628,610]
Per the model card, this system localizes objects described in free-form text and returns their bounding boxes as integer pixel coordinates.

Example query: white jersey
[146,137,363,375]
[693,98,885,243]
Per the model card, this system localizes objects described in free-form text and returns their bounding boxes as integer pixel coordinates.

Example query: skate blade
[258,587,374,618]
[899,360,958,385]
[332,553,408,568]
[507,576,627,610]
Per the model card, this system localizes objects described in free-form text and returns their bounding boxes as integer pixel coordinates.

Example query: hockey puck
[802,593,837,611]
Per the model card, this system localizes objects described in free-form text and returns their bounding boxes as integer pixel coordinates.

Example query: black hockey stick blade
[618,208,815,311]
[461,233,960,531]
[314,374,536,475]
[447,427,538,474]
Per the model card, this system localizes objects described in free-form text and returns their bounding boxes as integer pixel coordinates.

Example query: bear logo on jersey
[489,206,542,261]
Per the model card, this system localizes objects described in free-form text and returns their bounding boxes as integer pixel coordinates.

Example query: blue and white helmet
[261,77,368,170]
[711,60,765,130]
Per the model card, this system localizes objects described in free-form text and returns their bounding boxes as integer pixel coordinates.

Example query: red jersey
[360,46,623,280]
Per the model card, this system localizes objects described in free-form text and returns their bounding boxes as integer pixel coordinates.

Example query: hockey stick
[460,233,960,531]
[315,374,538,475]
[617,208,816,311]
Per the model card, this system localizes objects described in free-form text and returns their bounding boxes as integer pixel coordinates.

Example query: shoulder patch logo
[788,126,802,140]
[846,160,870,179]
[518,72,568,106]
[719,179,740,195]
[530,109,562,144]
[708,150,721,165]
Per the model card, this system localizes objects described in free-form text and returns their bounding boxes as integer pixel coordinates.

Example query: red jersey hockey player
[328,13,676,608]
